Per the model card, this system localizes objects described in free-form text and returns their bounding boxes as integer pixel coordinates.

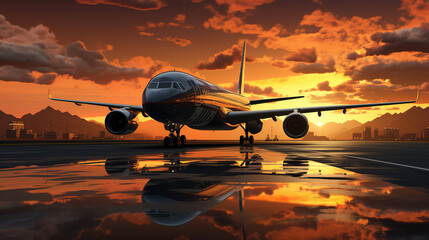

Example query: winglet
[416,89,420,102]
[48,88,52,99]
[237,41,246,95]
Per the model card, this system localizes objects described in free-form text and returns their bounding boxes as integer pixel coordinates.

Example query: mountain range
[0,106,105,138]
[1,106,428,140]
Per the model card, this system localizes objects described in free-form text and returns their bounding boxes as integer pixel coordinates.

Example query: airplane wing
[48,89,144,112]
[226,90,419,124]
[249,96,304,105]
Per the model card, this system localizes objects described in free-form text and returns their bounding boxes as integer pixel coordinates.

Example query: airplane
[49,42,419,146]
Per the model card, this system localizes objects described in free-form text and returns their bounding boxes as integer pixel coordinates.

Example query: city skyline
[2,104,428,141]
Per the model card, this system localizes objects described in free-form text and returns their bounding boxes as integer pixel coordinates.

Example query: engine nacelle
[105,109,138,135]
[246,120,263,134]
[283,113,309,138]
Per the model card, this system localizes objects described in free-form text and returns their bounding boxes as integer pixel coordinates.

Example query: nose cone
[143,88,196,124]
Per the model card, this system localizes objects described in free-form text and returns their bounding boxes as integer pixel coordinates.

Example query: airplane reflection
[104,147,311,228]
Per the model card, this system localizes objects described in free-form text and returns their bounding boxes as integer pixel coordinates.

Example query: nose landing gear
[163,123,186,147]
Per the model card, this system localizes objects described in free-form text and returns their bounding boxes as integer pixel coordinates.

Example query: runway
[0,141,428,239]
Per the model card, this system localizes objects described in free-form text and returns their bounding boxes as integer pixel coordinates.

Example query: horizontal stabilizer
[250,96,304,105]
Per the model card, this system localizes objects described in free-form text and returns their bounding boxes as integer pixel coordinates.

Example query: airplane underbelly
[185,106,216,127]
[187,107,238,130]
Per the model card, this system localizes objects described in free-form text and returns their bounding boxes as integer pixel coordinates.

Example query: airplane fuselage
[143,71,250,130]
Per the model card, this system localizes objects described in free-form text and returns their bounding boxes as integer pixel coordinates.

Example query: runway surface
[0,141,428,239]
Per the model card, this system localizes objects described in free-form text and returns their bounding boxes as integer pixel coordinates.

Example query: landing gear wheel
[173,136,179,147]
[249,135,254,145]
[239,135,245,145]
[164,137,170,147]
[180,135,186,145]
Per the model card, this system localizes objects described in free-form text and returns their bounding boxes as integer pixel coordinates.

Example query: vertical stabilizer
[238,41,246,95]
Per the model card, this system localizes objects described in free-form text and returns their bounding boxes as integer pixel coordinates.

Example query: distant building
[352,132,362,140]
[303,132,329,141]
[402,133,416,141]
[374,129,379,139]
[72,133,86,140]
[363,126,372,140]
[99,131,106,139]
[43,131,58,140]
[423,128,429,141]
[5,121,25,139]
[9,121,24,131]
[62,133,75,140]
[383,128,400,140]
[5,129,19,139]
[19,129,36,140]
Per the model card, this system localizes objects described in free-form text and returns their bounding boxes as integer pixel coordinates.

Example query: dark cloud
[291,57,335,73]
[225,82,282,97]
[317,81,331,91]
[270,60,288,68]
[346,59,429,85]
[0,188,52,202]
[346,52,360,60]
[196,44,253,70]
[0,15,158,85]
[333,80,356,93]
[0,66,56,85]
[365,24,429,56]
[76,0,166,11]
[65,41,145,84]
[286,47,317,63]
[243,186,279,197]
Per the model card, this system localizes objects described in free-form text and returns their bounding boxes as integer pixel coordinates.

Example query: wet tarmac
[0,141,428,239]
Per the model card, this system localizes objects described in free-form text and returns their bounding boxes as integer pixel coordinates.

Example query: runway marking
[344,155,429,172]
[263,145,429,172]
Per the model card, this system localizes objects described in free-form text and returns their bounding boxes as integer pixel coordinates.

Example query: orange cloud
[76,0,166,11]
[215,0,275,13]
[291,57,335,74]
[286,47,317,63]
[158,36,191,47]
[137,13,192,32]
[203,12,285,38]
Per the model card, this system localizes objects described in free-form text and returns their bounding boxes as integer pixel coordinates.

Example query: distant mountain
[1,106,106,137]
[331,106,429,140]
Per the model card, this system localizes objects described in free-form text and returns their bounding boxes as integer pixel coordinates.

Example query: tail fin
[237,41,246,95]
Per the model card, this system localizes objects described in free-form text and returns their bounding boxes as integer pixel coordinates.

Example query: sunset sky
[1,0,428,130]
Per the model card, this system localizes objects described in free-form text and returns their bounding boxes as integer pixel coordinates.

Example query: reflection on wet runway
[0,146,428,239]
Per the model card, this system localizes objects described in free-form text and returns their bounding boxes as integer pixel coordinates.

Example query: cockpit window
[172,82,180,90]
[178,83,185,90]
[148,83,158,88]
[158,82,172,88]
[148,80,185,90]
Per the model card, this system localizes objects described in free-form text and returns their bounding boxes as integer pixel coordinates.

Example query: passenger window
[158,82,171,88]
[173,82,181,90]
[148,83,158,88]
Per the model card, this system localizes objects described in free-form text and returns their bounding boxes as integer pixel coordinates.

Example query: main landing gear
[163,123,186,147]
[239,125,254,146]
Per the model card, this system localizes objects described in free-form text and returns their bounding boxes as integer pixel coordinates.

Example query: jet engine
[283,113,309,138]
[246,120,263,134]
[105,109,138,135]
